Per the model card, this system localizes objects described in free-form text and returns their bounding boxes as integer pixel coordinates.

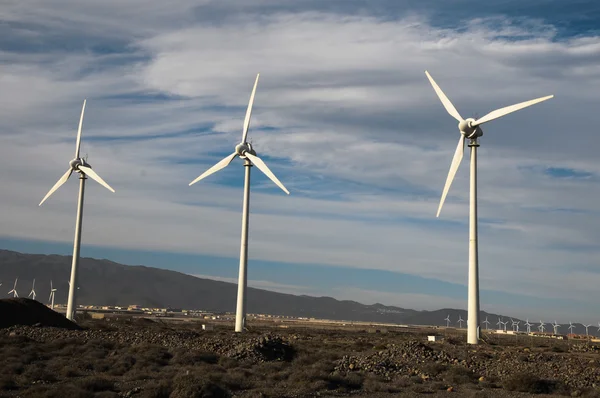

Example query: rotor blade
[244,152,290,195]
[241,74,260,144]
[436,135,465,217]
[472,95,553,126]
[49,292,52,301]
[189,152,238,186]
[78,166,115,192]
[75,99,87,159]
[425,71,463,122]
[39,169,73,206]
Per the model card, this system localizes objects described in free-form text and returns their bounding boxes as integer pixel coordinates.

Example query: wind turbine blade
[244,152,290,195]
[189,152,238,186]
[75,99,87,159]
[78,166,115,192]
[242,74,260,144]
[425,71,463,122]
[436,135,465,217]
[39,169,73,206]
[472,95,553,126]
[49,292,52,302]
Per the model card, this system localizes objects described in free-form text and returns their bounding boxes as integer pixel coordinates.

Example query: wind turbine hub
[458,118,483,139]
[236,143,256,158]
[70,158,91,172]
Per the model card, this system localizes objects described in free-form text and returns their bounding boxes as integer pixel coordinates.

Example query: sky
[1,0,599,324]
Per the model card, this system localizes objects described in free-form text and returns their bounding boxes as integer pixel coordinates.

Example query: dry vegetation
[0,317,599,397]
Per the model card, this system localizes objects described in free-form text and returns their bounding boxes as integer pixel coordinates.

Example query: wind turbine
[188,74,289,333]
[568,322,575,335]
[496,318,503,330]
[49,280,57,310]
[511,319,520,333]
[39,99,115,321]
[483,317,490,330]
[457,315,464,329]
[525,319,532,334]
[501,320,509,332]
[539,320,546,333]
[8,278,18,298]
[552,321,560,335]
[444,315,451,327]
[583,324,591,336]
[425,71,553,345]
[28,279,36,300]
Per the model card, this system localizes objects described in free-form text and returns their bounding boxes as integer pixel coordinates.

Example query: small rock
[478,376,485,382]
[447,386,454,392]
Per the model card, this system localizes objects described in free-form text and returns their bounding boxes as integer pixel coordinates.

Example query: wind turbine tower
[8,278,18,298]
[444,315,451,327]
[457,315,464,329]
[496,318,503,330]
[188,74,290,333]
[568,322,575,335]
[49,280,57,310]
[28,279,37,300]
[39,100,115,321]
[539,321,546,333]
[583,324,591,336]
[425,71,553,344]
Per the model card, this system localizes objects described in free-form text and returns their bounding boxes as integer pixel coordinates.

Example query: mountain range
[0,249,597,335]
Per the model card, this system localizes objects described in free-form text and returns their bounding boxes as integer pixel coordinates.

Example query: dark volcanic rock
[0,298,81,330]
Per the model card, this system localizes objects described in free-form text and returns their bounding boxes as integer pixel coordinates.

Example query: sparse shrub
[218,356,239,369]
[21,364,58,383]
[75,376,115,392]
[503,373,559,394]
[443,365,478,385]
[421,362,447,376]
[551,345,566,353]
[139,380,173,398]
[0,374,17,390]
[173,349,219,366]
[171,373,231,398]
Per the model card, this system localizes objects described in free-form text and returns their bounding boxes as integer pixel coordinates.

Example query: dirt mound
[0,298,81,330]
[225,334,296,363]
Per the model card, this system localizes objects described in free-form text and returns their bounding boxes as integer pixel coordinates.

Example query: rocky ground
[0,315,599,397]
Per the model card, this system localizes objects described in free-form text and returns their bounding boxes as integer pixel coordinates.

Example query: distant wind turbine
[496,318,503,330]
[8,278,18,298]
[525,319,532,334]
[583,324,591,336]
[39,99,115,321]
[49,280,57,310]
[501,320,509,332]
[568,322,575,335]
[444,315,451,327]
[188,74,290,333]
[539,320,546,333]
[425,70,553,345]
[483,317,490,330]
[552,321,560,335]
[457,315,464,329]
[28,279,36,300]
[511,319,520,332]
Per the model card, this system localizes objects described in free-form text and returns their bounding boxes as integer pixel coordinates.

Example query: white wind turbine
[501,320,509,332]
[49,280,57,310]
[552,321,560,335]
[525,319,532,334]
[425,71,553,345]
[539,320,546,333]
[444,315,451,327]
[188,74,289,333]
[39,99,115,321]
[8,278,18,298]
[457,315,465,328]
[583,324,591,336]
[568,322,575,335]
[483,317,490,330]
[28,279,37,300]
[512,319,520,333]
[496,318,503,330]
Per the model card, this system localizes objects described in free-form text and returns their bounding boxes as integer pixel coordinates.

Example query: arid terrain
[1,306,600,398]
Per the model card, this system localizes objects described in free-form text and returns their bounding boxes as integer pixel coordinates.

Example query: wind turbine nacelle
[236,143,256,157]
[70,158,91,171]
[458,118,483,139]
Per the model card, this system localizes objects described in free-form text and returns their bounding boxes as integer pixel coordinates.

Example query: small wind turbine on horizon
[539,320,546,333]
[552,321,560,335]
[188,74,290,333]
[39,99,115,321]
[8,278,18,298]
[525,319,532,334]
[501,320,508,332]
[425,70,553,345]
[457,315,464,329]
[568,322,575,335]
[483,317,490,330]
[511,319,520,333]
[496,318,503,330]
[49,280,57,310]
[28,279,36,301]
[444,315,451,327]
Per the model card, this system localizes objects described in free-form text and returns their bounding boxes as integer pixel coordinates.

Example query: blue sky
[1,0,599,323]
